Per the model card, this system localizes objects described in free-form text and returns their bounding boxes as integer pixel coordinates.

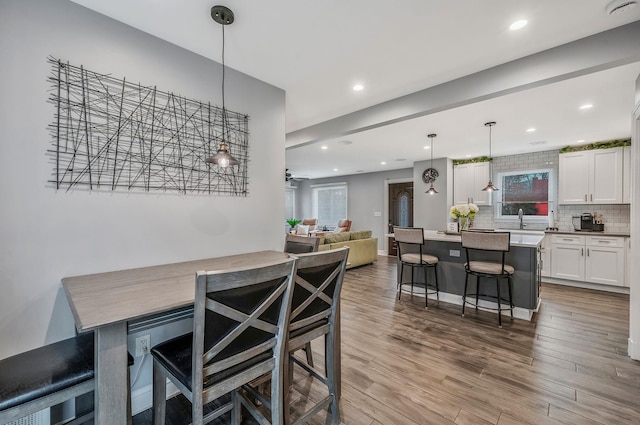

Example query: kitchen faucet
[518,208,526,229]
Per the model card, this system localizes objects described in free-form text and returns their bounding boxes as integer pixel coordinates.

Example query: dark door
[388,182,413,256]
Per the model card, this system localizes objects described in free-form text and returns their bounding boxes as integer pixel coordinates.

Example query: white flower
[450,203,479,219]
[468,203,479,213]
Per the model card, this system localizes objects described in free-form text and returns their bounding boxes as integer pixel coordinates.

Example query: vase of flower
[449,203,479,232]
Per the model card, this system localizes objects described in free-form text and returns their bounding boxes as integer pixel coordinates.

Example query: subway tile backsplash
[467,149,631,234]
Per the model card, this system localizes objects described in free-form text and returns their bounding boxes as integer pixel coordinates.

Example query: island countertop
[386,230,544,248]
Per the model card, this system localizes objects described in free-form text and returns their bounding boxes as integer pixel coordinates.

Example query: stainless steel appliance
[572,213,604,232]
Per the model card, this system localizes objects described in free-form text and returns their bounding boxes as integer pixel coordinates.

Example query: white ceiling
[71,0,640,179]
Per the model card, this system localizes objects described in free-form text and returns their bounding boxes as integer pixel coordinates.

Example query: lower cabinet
[540,235,551,278]
[550,234,625,287]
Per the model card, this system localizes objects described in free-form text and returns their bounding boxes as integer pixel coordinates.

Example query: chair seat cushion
[466,261,514,275]
[0,333,94,411]
[400,253,438,265]
[151,333,272,392]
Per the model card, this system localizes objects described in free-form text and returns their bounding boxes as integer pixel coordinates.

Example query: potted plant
[286,218,302,233]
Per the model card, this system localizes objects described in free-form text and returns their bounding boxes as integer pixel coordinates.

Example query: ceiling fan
[285,169,308,182]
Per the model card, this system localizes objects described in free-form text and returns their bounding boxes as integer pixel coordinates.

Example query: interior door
[388,182,413,256]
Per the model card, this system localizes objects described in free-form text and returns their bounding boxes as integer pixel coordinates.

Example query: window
[496,169,555,221]
[285,187,296,220]
[311,183,347,227]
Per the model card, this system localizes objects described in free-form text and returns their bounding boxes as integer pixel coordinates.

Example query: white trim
[542,277,630,294]
[383,177,414,254]
[629,338,640,360]
[400,288,536,321]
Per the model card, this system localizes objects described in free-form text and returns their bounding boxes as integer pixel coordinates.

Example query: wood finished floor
[134,255,640,425]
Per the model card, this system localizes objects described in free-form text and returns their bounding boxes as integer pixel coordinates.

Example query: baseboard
[131,380,180,415]
[542,277,630,294]
[629,338,640,360]
[399,288,535,321]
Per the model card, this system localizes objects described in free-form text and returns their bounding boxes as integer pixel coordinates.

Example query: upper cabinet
[453,162,491,206]
[623,145,631,204]
[558,147,623,204]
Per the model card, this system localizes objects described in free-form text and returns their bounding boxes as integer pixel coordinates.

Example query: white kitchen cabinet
[550,234,626,286]
[623,145,631,204]
[558,147,623,204]
[453,162,491,206]
[585,236,625,286]
[540,235,551,278]
[551,235,585,280]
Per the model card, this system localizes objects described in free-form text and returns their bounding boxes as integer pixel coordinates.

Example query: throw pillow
[332,226,347,233]
[297,224,309,235]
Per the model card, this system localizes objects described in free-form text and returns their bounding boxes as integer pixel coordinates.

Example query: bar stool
[460,230,514,328]
[393,227,439,309]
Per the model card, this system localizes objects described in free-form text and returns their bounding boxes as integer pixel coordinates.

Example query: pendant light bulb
[482,122,499,192]
[205,6,240,168]
[425,133,438,194]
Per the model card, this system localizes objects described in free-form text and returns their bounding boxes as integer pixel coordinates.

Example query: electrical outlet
[135,335,150,357]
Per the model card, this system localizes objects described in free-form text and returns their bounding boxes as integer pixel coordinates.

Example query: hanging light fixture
[425,133,438,195]
[482,121,499,192]
[205,5,239,168]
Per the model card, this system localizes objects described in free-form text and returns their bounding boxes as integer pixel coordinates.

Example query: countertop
[386,231,544,248]
[544,230,630,237]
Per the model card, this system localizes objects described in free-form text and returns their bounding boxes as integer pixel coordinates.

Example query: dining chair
[460,230,514,328]
[150,257,297,425]
[285,234,320,254]
[244,247,349,425]
[393,226,440,309]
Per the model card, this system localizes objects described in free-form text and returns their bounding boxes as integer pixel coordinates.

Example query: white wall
[0,0,286,360]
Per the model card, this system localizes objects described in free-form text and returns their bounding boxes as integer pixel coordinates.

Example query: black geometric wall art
[47,57,249,195]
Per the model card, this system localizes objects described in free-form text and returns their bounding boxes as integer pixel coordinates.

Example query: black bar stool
[393,227,439,309]
[460,230,514,328]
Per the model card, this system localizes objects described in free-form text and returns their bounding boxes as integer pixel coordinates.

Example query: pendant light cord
[221,24,227,141]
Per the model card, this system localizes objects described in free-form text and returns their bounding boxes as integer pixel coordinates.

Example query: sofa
[317,230,377,269]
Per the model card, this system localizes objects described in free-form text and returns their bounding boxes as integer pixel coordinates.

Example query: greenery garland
[452,156,492,166]
[559,138,630,154]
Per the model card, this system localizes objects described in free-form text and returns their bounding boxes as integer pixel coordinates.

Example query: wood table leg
[94,322,128,425]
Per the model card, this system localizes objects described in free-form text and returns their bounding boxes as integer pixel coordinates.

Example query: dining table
[62,250,302,425]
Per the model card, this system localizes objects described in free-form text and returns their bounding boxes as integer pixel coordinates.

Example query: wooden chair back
[192,257,297,422]
[284,234,320,254]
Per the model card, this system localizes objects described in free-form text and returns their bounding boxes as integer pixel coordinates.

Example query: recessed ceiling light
[465,155,471,158]
[576,139,585,144]
[353,84,364,91]
[579,104,593,110]
[380,161,386,165]
[526,128,536,133]
[424,146,430,150]
[356,170,364,173]
[509,19,528,31]
[333,168,338,172]
[321,145,328,150]
[338,140,352,145]
[395,158,406,162]
[607,0,638,15]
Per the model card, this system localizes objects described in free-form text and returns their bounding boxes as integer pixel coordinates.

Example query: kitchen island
[390,230,544,320]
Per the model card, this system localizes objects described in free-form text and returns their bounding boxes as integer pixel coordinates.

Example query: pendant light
[481,121,499,192]
[205,5,240,168]
[425,133,438,195]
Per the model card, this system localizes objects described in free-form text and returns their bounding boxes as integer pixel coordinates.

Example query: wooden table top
[62,250,289,332]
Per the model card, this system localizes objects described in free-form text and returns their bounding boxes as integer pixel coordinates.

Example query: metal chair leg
[496,277,502,328]
[507,276,514,318]
[398,262,404,300]
[475,275,480,311]
[423,265,429,309]
[462,272,469,316]
[410,266,414,296]
[434,265,440,300]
